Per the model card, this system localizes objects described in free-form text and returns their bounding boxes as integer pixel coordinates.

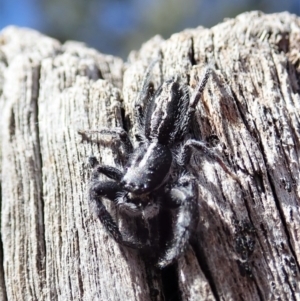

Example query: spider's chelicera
[80,65,238,268]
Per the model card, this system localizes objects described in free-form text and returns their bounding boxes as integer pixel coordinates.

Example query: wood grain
[0,11,300,301]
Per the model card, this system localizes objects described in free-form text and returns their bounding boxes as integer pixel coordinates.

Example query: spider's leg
[90,180,147,250]
[189,67,211,110]
[89,179,124,244]
[134,81,155,141]
[89,156,123,181]
[89,158,147,249]
[88,157,124,241]
[78,127,133,155]
[157,175,199,268]
[178,139,241,184]
[173,67,211,141]
[134,57,162,140]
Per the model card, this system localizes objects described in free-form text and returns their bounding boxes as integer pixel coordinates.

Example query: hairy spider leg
[189,67,211,110]
[169,67,211,143]
[157,175,199,268]
[78,127,133,157]
[89,159,123,244]
[134,80,155,140]
[133,57,163,140]
[88,156,146,249]
[178,139,241,184]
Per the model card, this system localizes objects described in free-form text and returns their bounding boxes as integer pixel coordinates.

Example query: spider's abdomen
[121,142,172,194]
[144,78,190,145]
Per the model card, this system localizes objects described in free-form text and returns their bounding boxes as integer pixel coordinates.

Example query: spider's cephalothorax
[81,66,237,268]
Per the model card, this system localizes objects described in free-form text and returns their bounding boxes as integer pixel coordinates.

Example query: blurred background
[0,0,299,59]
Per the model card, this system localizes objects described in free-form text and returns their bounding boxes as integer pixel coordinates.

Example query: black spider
[79,64,239,268]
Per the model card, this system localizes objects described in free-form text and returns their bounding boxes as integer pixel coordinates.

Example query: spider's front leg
[88,156,145,249]
[88,156,124,244]
[157,175,199,268]
[134,81,155,142]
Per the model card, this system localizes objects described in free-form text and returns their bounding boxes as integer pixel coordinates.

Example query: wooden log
[0,11,300,301]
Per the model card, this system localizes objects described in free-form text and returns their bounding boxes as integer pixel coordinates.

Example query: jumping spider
[80,64,239,268]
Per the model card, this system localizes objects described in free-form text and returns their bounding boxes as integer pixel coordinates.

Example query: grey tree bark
[0,11,300,301]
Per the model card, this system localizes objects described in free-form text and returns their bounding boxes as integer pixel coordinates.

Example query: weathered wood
[0,11,300,301]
